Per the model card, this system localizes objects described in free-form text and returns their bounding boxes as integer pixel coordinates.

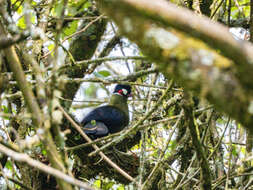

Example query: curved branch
[97,0,253,93]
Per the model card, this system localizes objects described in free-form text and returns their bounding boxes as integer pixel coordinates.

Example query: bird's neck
[109,94,129,117]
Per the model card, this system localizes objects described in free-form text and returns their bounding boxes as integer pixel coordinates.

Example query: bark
[182,93,212,190]
[0,19,74,190]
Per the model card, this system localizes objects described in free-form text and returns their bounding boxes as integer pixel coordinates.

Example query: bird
[81,84,131,139]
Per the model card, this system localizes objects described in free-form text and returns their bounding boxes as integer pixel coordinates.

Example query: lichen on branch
[95,0,253,133]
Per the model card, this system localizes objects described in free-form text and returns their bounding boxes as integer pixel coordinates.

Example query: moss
[61,11,107,108]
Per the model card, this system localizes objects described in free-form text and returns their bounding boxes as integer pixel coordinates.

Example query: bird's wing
[81,106,127,124]
[83,121,109,136]
[81,105,128,134]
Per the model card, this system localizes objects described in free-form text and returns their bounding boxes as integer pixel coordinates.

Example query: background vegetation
[0,0,252,189]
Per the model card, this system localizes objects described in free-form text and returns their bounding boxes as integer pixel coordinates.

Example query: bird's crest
[113,84,131,97]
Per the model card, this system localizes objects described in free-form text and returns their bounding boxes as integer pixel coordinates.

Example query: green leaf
[15,184,21,189]
[31,14,36,24]
[117,185,125,190]
[89,35,97,40]
[48,43,55,56]
[94,70,111,78]
[241,147,246,155]
[17,16,26,29]
[85,84,97,97]
[63,20,78,37]
[99,70,111,77]
[31,0,38,6]
[16,4,23,14]
[232,145,238,156]
[170,140,177,150]
[74,134,81,140]
[2,105,10,119]
[48,43,55,51]
[83,1,92,9]
[53,1,64,17]
[93,179,101,188]
[104,182,114,190]
[5,160,13,170]
[2,105,9,114]
[42,149,47,156]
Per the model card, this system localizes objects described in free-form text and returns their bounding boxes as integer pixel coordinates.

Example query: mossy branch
[0,23,42,128]
[181,93,212,190]
[0,21,73,190]
[95,0,253,133]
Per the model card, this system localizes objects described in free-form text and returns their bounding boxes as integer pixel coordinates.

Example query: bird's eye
[122,89,128,95]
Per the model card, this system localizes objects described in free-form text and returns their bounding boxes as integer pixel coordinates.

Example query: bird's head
[113,84,132,98]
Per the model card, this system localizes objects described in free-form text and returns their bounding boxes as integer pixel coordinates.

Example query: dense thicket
[0,0,252,189]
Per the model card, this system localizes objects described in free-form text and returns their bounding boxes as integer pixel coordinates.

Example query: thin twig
[182,94,212,190]
[65,132,120,151]
[167,165,198,183]
[63,77,178,90]
[174,153,197,190]
[138,76,157,188]
[177,118,230,189]
[141,110,183,189]
[211,0,225,19]
[58,56,146,71]
[212,172,253,189]
[62,14,104,42]
[225,118,232,190]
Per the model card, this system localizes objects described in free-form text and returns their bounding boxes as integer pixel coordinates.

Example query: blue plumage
[81,84,131,138]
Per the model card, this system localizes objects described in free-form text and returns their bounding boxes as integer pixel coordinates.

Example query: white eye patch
[122,89,128,95]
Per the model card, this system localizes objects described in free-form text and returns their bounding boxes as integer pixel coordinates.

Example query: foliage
[0,0,252,190]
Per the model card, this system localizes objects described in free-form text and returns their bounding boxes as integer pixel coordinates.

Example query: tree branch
[181,93,212,190]
[0,20,74,190]
[0,144,95,190]
[0,32,30,50]
[95,0,253,133]
[97,0,253,92]
[0,23,42,128]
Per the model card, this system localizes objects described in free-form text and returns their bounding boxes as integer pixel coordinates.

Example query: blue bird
[81,84,131,139]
